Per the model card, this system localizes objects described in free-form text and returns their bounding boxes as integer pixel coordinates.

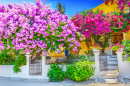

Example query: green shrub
[13,50,26,73]
[0,49,16,65]
[0,49,26,73]
[122,39,130,61]
[66,60,95,82]
[47,63,66,82]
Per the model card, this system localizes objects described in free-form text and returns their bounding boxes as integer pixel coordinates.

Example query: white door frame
[110,38,113,56]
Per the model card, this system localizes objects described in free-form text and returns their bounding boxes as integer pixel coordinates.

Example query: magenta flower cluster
[72,10,129,38]
[0,0,82,55]
[72,11,111,38]
[110,43,124,51]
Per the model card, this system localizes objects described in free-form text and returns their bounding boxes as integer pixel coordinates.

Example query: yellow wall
[79,41,88,55]
[125,31,130,40]
[93,1,120,13]
[104,43,111,55]
[48,47,64,57]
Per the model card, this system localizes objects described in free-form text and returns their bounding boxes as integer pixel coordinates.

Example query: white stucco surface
[116,51,130,78]
[0,53,101,80]
[0,55,67,79]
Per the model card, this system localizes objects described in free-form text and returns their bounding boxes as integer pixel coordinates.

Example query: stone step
[107,65,118,70]
[98,77,119,83]
[109,58,117,61]
[101,70,118,77]
[100,76,118,79]
[107,64,118,66]
[101,70,118,74]
[105,79,118,83]
[111,55,117,58]
[102,73,118,77]
[108,61,118,65]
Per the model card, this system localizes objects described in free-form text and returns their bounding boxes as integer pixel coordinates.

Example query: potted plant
[110,43,124,52]
[90,44,103,52]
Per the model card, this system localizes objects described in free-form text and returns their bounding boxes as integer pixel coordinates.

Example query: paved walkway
[0,78,129,86]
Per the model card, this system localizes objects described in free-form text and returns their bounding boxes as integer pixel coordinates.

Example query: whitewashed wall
[0,55,66,79]
[119,61,130,78]
[0,65,66,79]
[0,54,96,80]
[116,51,130,79]
[0,64,95,80]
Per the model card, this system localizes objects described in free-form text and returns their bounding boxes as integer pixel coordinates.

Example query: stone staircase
[107,55,118,70]
[99,55,119,83]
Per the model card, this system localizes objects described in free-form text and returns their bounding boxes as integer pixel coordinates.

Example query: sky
[0,0,104,16]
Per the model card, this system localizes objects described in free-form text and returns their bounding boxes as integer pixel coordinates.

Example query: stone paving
[0,78,130,86]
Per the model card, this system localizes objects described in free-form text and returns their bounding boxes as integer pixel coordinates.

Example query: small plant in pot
[90,44,103,52]
[110,43,124,51]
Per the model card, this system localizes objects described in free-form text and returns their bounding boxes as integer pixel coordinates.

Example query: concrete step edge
[107,66,118,69]
[108,58,117,60]
[101,70,118,74]
[102,73,118,76]
[104,79,118,83]
[108,62,118,64]
[107,64,118,66]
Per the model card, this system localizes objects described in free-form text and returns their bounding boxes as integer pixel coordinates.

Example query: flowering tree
[72,10,129,38]
[0,0,82,55]
[103,0,130,32]
[71,9,129,53]
[72,10,111,38]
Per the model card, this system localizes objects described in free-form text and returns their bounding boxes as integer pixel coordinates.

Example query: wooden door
[111,32,123,55]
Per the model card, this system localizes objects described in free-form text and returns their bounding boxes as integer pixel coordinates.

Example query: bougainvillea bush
[72,10,129,38]
[71,9,129,53]
[0,0,82,55]
[104,0,130,32]
[72,10,111,38]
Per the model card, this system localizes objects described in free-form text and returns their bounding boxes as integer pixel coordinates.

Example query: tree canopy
[56,3,65,14]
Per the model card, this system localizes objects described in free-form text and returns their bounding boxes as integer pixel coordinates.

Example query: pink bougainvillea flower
[0,0,83,55]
